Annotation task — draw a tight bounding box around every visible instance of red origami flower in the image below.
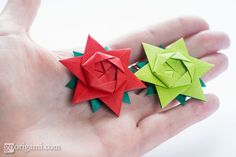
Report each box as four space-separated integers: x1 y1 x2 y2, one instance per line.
60 35 146 116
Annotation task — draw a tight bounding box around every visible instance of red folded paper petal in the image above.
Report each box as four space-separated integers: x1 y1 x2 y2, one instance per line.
108 57 124 72
60 57 87 85
102 61 112 71
82 67 99 85
94 62 104 73
96 66 116 83
115 69 127 90
125 69 146 91
92 81 116 93
72 81 109 104
100 84 126 116
103 49 131 67
83 35 105 63
84 52 113 65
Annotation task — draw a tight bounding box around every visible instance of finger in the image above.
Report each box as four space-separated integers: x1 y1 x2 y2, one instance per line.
185 31 230 58
109 16 209 64
0 0 41 32
138 94 219 154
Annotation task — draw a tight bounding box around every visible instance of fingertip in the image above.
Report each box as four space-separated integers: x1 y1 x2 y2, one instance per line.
204 94 220 113
207 94 220 108
200 31 230 52
204 31 230 50
222 32 231 48
0 0 41 32
176 16 209 31
216 31 231 49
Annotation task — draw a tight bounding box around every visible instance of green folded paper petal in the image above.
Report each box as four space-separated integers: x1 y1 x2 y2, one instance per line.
146 79 206 105
176 79 206 105
146 83 187 106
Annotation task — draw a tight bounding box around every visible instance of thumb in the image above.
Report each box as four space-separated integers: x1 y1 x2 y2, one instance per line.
0 0 41 32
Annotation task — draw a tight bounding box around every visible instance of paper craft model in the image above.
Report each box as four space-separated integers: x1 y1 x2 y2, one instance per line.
60 35 146 116
135 38 213 108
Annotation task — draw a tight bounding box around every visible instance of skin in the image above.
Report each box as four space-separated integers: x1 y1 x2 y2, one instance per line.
0 0 230 157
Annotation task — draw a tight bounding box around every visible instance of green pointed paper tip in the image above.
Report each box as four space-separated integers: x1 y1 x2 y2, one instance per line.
104 46 110 51
73 51 83 57
159 45 165 49
123 92 131 104
66 51 82 89
200 79 206 87
136 60 148 68
146 84 157 96
176 95 187 105
90 99 103 112
66 76 78 89
129 67 136 73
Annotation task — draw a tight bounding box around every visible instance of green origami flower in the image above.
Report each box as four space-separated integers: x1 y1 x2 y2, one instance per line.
135 38 213 108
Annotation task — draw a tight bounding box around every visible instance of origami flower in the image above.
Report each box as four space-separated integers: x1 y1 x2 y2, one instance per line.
135 38 213 108
60 35 146 116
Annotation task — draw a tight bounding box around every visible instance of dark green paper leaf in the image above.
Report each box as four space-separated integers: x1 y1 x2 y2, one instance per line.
104 46 110 51
90 99 103 112
176 95 187 105
73 51 84 57
136 60 148 68
200 79 206 87
129 67 136 73
123 92 131 104
146 84 157 96
66 76 78 89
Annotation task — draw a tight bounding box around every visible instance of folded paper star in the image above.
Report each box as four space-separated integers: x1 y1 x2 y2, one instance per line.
60 35 146 116
65 50 132 112
135 38 213 108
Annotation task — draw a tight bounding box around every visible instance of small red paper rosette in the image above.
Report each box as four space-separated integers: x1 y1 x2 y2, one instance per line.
60 35 146 116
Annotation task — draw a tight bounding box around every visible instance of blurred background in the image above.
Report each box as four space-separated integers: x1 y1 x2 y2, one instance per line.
0 0 235 156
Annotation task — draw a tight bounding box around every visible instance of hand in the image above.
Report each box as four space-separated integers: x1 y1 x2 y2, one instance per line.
0 0 230 157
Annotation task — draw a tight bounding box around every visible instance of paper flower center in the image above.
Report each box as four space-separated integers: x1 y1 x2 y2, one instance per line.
152 52 195 88
82 52 126 93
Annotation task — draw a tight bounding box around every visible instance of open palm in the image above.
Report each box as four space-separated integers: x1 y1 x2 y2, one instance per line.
0 1 230 157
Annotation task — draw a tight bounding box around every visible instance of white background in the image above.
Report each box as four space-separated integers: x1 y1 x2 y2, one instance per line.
0 0 235 156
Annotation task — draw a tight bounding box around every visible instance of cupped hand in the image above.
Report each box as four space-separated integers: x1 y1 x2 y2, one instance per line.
0 0 230 157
